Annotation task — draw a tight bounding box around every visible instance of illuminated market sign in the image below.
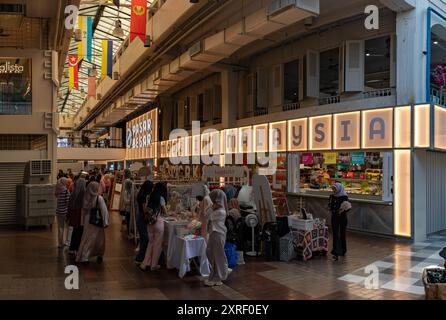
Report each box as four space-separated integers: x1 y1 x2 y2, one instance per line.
125 109 158 160
127 105 444 158
126 109 158 149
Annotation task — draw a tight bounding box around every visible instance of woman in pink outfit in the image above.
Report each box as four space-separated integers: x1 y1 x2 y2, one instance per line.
139 183 168 271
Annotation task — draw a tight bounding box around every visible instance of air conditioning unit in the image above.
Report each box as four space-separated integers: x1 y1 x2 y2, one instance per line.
24 160 52 184
17 184 56 230
189 41 203 57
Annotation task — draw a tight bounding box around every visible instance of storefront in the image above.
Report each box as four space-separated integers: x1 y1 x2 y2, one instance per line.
118 104 446 241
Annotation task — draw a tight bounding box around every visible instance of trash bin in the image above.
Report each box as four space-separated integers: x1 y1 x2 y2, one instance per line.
423 268 446 300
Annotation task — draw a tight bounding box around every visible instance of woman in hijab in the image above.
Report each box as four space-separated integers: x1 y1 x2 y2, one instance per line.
67 175 86 255
135 179 154 264
328 182 351 261
204 189 230 287
55 177 70 248
197 184 213 241
139 183 168 271
76 181 109 264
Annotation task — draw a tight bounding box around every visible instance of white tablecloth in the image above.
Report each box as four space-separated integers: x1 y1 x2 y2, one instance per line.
168 236 210 278
164 219 210 278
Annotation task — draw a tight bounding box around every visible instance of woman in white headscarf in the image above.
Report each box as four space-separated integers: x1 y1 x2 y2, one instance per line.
55 177 70 248
76 181 109 263
204 189 230 287
328 182 351 261
196 184 213 242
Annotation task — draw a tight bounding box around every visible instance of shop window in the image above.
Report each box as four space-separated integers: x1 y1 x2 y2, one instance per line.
197 93 204 122
430 25 446 106
184 97 191 128
283 59 299 104
296 151 386 201
0 58 32 115
364 36 391 91
319 48 339 98
213 85 222 122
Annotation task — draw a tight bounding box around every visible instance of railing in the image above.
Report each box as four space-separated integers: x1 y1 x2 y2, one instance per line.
57 137 123 149
319 95 341 106
238 88 396 120
282 102 300 111
431 88 446 107
363 88 393 99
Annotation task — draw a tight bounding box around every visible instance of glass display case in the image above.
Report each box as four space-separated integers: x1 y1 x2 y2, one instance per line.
294 152 389 201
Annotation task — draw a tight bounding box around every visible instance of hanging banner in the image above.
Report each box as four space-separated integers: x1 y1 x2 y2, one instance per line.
323 152 337 165
301 152 314 165
352 152 365 165
68 56 78 90
130 0 147 43
77 16 92 62
101 40 113 79
88 69 96 97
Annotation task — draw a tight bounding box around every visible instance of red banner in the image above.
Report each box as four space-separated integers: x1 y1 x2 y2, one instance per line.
130 0 147 43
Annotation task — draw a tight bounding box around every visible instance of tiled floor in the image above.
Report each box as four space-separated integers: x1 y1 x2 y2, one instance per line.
339 232 446 296
0 213 444 300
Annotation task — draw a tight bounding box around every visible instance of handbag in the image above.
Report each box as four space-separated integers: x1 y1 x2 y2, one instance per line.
89 196 104 228
143 205 160 225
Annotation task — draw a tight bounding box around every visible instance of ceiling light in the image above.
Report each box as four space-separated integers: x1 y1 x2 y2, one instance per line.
366 53 371 57
113 19 124 38
434 41 439 45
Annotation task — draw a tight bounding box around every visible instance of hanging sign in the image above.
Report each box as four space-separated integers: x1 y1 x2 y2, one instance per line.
352 152 365 165
323 152 337 165
301 152 314 165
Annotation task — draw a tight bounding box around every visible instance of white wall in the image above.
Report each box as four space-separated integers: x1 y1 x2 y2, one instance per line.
0 48 58 182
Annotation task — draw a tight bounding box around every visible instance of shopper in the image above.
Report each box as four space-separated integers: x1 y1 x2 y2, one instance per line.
204 189 230 287
228 198 241 220
135 179 154 264
139 183 168 272
67 175 86 255
122 178 133 237
76 181 109 264
55 177 70 248
119 169 132 225
197 184 213 241
328 182 351 261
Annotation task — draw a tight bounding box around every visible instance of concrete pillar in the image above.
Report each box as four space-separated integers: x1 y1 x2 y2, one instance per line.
412 150 428 242
395 2 427 105
221 69 238 129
